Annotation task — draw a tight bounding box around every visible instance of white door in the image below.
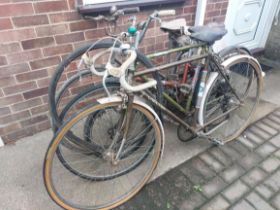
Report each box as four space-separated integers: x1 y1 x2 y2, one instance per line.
215 0 280 51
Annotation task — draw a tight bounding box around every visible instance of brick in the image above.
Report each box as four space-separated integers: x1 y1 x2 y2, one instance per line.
201 176 227 198
37 77 51 88
20 114 48 127
30 56 60 70
70 21 97 32
222 180 249 203
0 42 21 55
220 164 245 183
43 44 73 57
209 147 232 167
0 18 12 30
255 184 274 199
85 28 107 40
271 193 280 209
230 141 250 156
2 126 36 143
16 69 48 82
7 49 43 64
200 195 230 210
241 168 267 187
264 170 280 192
255 121 278 136
0 28 35 42
238 136 257 150
270 134 280 148
190 158 216 180
263 118 280 130
0 94 24 107
0 56 7 66
0 110 30 125
55 32 85 44
36 24 68 37
246 192 275 210
219 145 241 161
30 104 48 115
0 63 29 77
0 122 21 135
179 161 205 184
49 11 81 23
0 76 13 88
36 119 51 131
67 0 76 10
244 131 265 145
179 192 206 210
231 200 255 210
261 156 280 173
12 98 42 112
22 37 54 50
249 126 271 140
268 115 280 125
199 152 224 172
3 81 37 95
23 87 48 99
206 10 220 18
183 6 196 14
34 0 68 13
0 107 11 117
0 3 33 17
0 0 11 5
12 15 48 27
256 143 276 157
239 152 262 170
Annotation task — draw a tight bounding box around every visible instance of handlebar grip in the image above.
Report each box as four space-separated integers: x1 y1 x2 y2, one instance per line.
122 7 140 14
157 10 176 17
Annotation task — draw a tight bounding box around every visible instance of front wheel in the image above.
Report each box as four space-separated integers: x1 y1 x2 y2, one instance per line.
43 100 163 210
201 55 262 143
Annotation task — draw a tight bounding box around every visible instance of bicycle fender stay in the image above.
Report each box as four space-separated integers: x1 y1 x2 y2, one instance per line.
97 95 165 159
198 72 219 126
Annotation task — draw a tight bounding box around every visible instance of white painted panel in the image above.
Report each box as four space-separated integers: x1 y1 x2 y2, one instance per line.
83 0 126 5
215 0 279 51
0 137 4 147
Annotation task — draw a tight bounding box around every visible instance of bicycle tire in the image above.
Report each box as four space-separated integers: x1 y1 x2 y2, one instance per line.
43 100 163 210
201 55 262 143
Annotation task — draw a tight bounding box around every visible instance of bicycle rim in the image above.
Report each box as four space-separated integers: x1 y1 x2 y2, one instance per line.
202 58 262 143
44 101 162 210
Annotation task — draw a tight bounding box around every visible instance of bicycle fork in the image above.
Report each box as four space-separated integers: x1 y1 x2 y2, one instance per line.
104 92 134 165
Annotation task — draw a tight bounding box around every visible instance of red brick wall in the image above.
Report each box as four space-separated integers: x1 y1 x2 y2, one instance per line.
204 0 228 25
0 0 227 144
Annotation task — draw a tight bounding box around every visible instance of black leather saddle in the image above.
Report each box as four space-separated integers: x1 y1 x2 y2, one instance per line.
188 25 227 45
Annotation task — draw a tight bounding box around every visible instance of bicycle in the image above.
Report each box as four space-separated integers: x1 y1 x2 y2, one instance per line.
49 7 251 138
43 7 263 210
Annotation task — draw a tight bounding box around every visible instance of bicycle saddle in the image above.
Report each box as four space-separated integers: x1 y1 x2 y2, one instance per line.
160 18 187 32
188 24 227 45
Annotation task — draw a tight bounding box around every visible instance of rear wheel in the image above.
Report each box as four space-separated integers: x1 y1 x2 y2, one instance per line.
201 56 262 143
44 101 163 210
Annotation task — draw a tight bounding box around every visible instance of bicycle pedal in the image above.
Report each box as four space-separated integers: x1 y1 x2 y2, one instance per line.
209 138 224 146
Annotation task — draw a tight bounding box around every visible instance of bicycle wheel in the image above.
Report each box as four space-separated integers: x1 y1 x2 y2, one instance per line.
201 55 262 143
49 40 163 129
44 100 163 210
54 79 121 155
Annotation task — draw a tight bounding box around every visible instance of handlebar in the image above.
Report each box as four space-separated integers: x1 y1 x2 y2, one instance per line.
84 7 140 22
122 7 140 14
90 47 157 92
